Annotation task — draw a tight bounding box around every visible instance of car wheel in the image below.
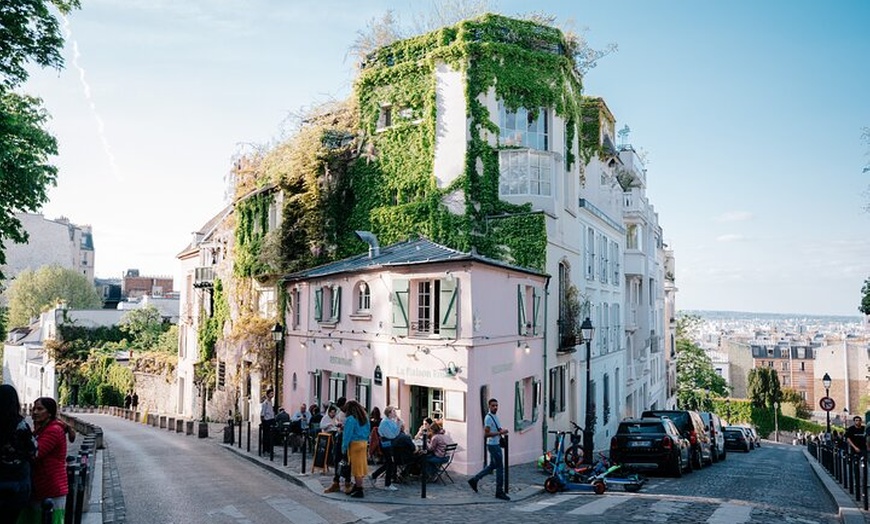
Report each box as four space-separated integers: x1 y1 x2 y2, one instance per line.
670 454 683 478
685 451 694 473
711 445 719 463
692 447 703 469
745 443 750 452
720 449 726 461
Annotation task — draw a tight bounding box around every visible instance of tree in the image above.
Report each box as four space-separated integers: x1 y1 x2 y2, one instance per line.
0 0 80 280
119 306 166 350
859 276 870 316
747 367 782 408
675 339 729 410
6 265 101 327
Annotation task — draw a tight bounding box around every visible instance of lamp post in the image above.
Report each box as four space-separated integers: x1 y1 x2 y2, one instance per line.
271 323 284 409
725 399 731 425
774 401 779 443
823 372 832 436
39 366 45 397
580 317 595 464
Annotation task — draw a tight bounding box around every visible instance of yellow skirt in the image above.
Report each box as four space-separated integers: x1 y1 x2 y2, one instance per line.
349 440 368 477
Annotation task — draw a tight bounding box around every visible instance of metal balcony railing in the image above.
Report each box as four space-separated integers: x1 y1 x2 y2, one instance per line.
194 267 215 288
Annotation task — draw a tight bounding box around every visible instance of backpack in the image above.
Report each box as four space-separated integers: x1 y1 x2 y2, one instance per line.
0 418 37 507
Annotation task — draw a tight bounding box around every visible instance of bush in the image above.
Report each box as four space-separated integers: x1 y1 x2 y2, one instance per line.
96 383 124 407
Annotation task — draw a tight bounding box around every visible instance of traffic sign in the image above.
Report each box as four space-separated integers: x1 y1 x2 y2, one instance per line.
819 396 836 412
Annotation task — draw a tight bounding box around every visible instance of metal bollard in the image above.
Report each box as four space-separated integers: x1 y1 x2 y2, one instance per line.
41 499 54 524
421 431 428 499
301 433 307 474
503 434 510 494
855 454 862 502
258 425 263 456
65 458 80 524
247 421 251 453
848 453 854 494
238 418 242 449
282 430 288 466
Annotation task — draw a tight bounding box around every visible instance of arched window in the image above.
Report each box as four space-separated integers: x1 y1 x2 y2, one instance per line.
356 281 371 313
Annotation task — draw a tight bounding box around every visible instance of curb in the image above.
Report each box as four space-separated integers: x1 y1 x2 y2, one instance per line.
803 448 868 524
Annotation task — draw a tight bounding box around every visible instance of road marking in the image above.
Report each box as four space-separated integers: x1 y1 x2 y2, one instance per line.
266 497 329 523
514 494 582 512
207 505 253 523
566 495 630 515
707 503 752 524
650 499 690 514
332 500 392 522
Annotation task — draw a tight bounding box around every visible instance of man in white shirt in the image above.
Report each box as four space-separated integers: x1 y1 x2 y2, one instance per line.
260 389 275 453
467 398 510 501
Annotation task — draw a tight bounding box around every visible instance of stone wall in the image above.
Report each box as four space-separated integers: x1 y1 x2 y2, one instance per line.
133 371 179 416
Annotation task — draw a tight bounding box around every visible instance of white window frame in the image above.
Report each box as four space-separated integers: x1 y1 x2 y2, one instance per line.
499 149 553 197
498 101 549 150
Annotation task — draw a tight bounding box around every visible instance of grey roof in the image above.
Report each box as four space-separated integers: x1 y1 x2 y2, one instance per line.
281 237 548 282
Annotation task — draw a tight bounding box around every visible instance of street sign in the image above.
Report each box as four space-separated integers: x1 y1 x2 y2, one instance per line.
819 396 836 412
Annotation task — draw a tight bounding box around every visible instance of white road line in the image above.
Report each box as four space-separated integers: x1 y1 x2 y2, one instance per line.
266 497 329 523
707 503 752 524
514 494 583 512
332 500 392 522
650 499 689 514
206 505 254 523
566 495 630 515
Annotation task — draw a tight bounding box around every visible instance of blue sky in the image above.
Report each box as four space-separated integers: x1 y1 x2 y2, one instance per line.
25 0 870 316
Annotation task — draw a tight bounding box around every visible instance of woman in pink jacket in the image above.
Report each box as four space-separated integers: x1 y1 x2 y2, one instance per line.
20 397 70 523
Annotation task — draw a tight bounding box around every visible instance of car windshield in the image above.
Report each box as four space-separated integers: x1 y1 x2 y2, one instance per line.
645 411 689 430
724 430 742 437
619 423 664 434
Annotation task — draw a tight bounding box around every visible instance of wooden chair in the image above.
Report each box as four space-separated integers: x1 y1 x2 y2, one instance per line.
431 443 458 484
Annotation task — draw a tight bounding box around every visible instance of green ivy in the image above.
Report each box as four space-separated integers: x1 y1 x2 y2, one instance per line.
234 191 274 277
198 278 228 361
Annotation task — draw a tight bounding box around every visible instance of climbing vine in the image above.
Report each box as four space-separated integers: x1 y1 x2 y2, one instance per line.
198 278 228 361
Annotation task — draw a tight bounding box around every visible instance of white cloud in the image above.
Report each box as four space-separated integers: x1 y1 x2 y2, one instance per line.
716 234 746 242
715 211 753 223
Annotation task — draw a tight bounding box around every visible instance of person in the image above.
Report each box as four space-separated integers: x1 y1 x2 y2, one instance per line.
846 416 867 455
371 406 400 490
324 397 350 494
320 405 340 434
424 421 450 480
414 417 433 441
341 400 370 498
291 403 310 425
124 391 132 410
468 398 510 501
260 389 275 453
275 407 291 425
368 407 382 464
131 392 139 411
20 397 70 523
0 385 37 524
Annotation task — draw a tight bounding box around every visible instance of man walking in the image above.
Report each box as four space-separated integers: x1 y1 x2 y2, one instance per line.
260 388 275 453
846 416 866 455
468 398 510 501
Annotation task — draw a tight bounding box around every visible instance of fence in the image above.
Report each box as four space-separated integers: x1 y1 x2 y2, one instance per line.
807 439 869 511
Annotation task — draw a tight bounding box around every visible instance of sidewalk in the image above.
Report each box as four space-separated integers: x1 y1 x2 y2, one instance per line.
799 443 870 524
210 420 545 505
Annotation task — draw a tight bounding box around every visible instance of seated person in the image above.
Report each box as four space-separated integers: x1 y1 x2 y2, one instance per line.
392 432 423 478
320 405 340 433
273 408 291 445
414 417 433 441
424 422 450 479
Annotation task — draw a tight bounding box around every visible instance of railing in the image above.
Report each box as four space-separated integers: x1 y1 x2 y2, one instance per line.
808 439 869 511
194 266 215 287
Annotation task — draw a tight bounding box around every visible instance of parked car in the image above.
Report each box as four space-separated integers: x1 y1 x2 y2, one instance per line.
733 424 760 448
642 409 713 469
610 417 692 477
699 411 727 462
723 426 752 452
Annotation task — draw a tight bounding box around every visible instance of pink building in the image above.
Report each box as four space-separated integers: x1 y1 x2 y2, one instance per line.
280 234 548 474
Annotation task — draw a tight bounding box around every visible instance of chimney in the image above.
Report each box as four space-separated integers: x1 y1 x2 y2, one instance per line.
355 231 380 258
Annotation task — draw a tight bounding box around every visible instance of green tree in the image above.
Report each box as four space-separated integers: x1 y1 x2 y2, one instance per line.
859 276 870 316
0 1 80 279
675 339 729 410
747 367 782 408
6 265 101 327
120 305 166 350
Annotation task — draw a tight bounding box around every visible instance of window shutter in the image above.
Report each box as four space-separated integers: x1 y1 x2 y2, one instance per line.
314 288 323 322
392 279 409 334
517 285 526 335
514 380 523 430
439 278 458 339
532 287 542 336
331 286 342 321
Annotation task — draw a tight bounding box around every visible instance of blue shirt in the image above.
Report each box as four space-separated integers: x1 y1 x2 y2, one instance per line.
342 415 371 453
378 417 400 440
484 412 502 446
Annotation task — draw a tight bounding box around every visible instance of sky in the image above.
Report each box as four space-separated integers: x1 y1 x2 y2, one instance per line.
23 0 870 317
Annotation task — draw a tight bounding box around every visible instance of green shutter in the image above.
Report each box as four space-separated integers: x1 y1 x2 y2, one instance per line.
514 380 523 431
439 278 458 339
532 287 543 336
517 285 526 335
331 286 342 321
314 288 323 322
392 279 409 334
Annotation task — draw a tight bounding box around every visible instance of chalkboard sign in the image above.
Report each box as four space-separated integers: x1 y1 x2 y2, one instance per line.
313 432 334 473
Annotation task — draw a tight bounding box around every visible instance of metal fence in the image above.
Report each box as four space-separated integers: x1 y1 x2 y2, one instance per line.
807 440 869 511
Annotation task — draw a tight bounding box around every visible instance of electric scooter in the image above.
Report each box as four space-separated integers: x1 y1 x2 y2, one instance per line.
543 430 607 494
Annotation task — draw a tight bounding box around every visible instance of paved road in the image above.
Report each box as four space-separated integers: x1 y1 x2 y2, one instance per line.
80 413 849 523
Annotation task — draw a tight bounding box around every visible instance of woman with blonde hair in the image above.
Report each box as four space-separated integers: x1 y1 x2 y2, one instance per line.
341 400 370 498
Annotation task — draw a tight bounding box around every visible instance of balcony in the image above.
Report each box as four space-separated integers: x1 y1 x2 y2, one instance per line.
557 319 578 353
623 250 647 277
193 266 215 288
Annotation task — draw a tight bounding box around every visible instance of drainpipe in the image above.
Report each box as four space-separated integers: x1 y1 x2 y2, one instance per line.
542 276 551 455
355 231 380 258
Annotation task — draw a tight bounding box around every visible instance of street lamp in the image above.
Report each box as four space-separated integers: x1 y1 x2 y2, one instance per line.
774 401 779 443
725 399 731 425
823 372 832 436
271 323 284 409
39 367 45 397
580 317 595 464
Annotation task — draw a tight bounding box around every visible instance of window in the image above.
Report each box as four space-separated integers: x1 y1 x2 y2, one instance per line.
611 303 621 352
377 105 392 130
498 102 548 150
780 348 789 358
548 365 567 417
767 347 774 357
611 241 620 285
800 361 806 371
328 372 346 403
782 361 789 371
311 371 322 409
392 277 458 339
314 285 341 323
430 388 444 419
217 361 226 390
601 303 609 354
626 223 640 250
767 361 774 368
599 235 608 283
517 284 542 336
355 377 371 411
499 150 553 196
797 347 806 359
355 281 371 313
290 288 301 329
585 228 595 280
514 375 541 431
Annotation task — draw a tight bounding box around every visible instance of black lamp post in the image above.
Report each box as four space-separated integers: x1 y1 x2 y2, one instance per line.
581 317 595 464
39 366 45 397
272 323 284 409
823 372 832 435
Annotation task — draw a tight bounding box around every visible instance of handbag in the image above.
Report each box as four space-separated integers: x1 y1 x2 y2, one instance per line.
487 413 507 448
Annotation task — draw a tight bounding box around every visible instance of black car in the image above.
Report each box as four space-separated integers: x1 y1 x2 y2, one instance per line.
642 409 713 470
610 417 692 477
723 426 751 452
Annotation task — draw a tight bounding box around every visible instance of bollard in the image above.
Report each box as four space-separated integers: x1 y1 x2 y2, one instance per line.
258 425 263 457
301 433 307 474
421 431 428 499
247 421 251 453
65 458 80 524
855 454 862 502
283 430 289 467
849 453 855 494
41 498 53 524
503 434 510 494
864 451 869 511
78 445 92 512
224 419 235 445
